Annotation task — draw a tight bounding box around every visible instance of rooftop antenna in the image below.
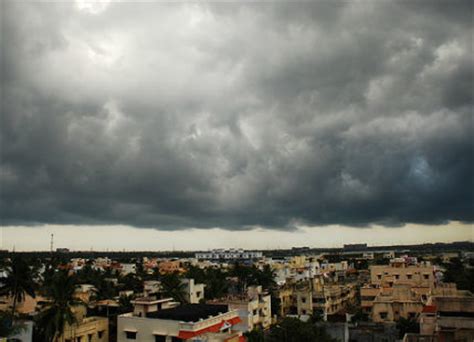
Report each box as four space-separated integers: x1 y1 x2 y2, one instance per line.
50 234 54 253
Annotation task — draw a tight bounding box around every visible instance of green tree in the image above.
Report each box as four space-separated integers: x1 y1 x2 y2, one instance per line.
161 272 187 303
118 294 134 314
231 262 252 294
253 265 276 291
244 327 265 342
396 317 419 339
0 257 37 326
267 317 336 342
442 258 474 292
35 271 84 342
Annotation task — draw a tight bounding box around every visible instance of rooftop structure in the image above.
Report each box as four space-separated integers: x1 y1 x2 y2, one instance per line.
118 304 243 341
147 304 229 322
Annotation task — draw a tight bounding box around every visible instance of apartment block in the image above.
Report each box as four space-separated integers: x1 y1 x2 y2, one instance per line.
208 286 271 333
117 304 243 342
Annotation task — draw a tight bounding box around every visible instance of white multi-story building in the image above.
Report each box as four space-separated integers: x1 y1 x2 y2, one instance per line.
195 249 263 260
182 279 205 304
121 263 137 275
117 303 243 342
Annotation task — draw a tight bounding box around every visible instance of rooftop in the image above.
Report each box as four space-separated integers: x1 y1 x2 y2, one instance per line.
146 304 229 322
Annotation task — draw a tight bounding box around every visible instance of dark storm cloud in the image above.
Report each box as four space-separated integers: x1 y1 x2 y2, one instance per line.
1 0 473 230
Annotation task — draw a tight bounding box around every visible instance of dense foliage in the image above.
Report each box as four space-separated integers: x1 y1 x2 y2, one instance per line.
442 258 474 293
266 317 336 342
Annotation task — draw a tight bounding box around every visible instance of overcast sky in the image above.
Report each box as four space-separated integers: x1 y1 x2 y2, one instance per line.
1 0 472 251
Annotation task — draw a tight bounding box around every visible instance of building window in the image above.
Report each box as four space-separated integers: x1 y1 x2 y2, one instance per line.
155 336 166 342
88 334 93 342
98 331 104 339
407 274 413 280
377 275 382 280
423 274 430 280
302 309 307 315
301 297 306 303
125 331 137 340
380 312 388 320
394 275 399 279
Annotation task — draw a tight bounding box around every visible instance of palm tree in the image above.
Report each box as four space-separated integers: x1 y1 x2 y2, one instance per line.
160 273 187 303
204 268 229 299
36 270 84 342
0 257 37 326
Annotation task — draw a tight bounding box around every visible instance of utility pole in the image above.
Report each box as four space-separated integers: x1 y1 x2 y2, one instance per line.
50 233 54 253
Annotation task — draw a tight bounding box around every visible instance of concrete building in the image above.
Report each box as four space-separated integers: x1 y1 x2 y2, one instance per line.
143 280 163 297
0 293 46 315
195 249 262 260
182 279 205 304
361 261 435 318
121 263 137 275
274 286 295 317
296 278 357 318
58 306 109 342
130 297 178 317
371 284 426 322
117 304 243 342
158 260 183 274
369 263 435 288
208 286 271 333
417 293 474 342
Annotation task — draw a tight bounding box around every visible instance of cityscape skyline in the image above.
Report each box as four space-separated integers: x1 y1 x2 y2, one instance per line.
1 221 472 252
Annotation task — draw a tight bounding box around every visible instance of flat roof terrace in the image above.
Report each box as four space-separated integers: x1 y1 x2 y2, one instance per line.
146 304 229 322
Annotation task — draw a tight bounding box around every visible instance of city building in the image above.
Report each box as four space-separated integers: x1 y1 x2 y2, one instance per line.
416 290 474 341
361 260 436 317
182 278 205 304
58 306 109 342
158 260 183 274
208 286 272 333
117 304 243 342
195 249 263 260
370 284 426 322
295 277 357 318
130 297 178 317
121 263 137 276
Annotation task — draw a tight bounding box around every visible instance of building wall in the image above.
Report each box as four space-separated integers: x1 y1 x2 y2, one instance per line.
296 288 313 316
0 294 46 315
117 315 180 342
121 263 137 275
360 287 381 310
212 289 271 332
182 279 205 304
61 317 109 342
159 261 182 274
370 265 435 288
276 287 294 317
117 311 241 342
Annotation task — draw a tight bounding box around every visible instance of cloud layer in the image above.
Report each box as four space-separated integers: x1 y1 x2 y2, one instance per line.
1 1 473 230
